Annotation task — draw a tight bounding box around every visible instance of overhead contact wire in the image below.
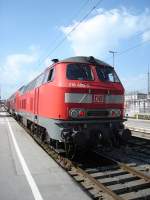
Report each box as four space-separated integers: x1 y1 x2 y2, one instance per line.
37 0 103 67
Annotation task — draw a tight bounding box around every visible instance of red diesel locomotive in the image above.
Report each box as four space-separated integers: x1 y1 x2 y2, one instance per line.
7 56 130 157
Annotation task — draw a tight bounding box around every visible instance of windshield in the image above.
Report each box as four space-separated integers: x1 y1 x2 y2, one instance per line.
67 63 93 81
96 66 120 83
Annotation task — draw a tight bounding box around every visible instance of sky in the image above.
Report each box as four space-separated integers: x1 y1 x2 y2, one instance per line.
1 0 150 98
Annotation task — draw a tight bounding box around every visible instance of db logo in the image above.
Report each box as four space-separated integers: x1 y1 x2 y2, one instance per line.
93 95 104 103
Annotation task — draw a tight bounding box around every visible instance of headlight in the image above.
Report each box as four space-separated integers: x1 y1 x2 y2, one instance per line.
110 109 121 117
69 109 86 118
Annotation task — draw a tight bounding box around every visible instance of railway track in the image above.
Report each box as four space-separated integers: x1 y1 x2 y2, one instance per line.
19 124 150 199
6 113 150 200
92 150 150 199
94 136 150 164
126 137 150 164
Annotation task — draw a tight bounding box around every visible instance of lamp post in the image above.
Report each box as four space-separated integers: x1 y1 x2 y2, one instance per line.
109 50 117 67
148 65 150 95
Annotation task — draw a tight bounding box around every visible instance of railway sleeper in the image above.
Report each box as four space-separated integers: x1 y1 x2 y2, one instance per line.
92 170 128 179
108 179 150 195
101 175 140 186
120 188 150 200
85 164 120 174
80 181 93 190
88 188 110 200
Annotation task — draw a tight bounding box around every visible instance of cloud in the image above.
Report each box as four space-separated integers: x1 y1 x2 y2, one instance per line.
61 8 150 57
142 30 150 42
0 46 56 98
1 53 37 84
0 47 41 98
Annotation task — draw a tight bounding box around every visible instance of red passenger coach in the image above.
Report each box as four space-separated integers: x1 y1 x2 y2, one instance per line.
7 56 130 157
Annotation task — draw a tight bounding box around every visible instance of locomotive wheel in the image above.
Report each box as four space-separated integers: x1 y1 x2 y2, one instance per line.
64 142 87 160
64 142 77 160
30 123 36 134
40 132 46 142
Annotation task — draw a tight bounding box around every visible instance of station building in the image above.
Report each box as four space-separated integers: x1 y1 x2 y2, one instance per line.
125 92 150 117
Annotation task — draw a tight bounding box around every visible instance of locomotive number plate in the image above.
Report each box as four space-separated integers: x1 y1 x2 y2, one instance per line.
93 95 104 103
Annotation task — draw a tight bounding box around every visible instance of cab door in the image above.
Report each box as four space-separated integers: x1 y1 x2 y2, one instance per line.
34 88 39 115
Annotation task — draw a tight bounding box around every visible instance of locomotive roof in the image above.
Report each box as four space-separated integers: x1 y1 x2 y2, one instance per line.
59 56 112 67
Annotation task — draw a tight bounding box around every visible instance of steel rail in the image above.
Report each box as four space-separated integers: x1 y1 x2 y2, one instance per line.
119 163 150 182
75 167 124 200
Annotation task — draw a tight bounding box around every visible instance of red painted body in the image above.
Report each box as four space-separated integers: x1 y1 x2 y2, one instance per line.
7 62 124 120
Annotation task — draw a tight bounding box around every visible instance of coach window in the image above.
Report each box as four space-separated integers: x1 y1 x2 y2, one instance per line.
47 68 54 82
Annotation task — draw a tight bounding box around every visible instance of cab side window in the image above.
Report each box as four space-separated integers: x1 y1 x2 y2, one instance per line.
47 68 55 82
42 67 55 84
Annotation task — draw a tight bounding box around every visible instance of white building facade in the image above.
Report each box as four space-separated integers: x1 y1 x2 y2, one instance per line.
125 92 150 117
